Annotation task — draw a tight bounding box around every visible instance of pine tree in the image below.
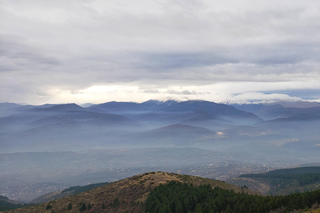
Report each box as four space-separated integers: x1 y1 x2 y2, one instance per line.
67 203 72 210
195 203 203 213
79 203 86 211
175 200 184 213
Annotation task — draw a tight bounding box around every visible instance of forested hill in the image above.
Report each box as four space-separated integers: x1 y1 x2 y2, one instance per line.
146 181 320 213
240 166 320 186
0 196 27 212
3 172 248 213
228 166 320 195
3 172 320 213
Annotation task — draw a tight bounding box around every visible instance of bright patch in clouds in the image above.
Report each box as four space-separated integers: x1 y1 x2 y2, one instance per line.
44 81 318 104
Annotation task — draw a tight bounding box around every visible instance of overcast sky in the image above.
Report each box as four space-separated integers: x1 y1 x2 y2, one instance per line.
1 0 320 105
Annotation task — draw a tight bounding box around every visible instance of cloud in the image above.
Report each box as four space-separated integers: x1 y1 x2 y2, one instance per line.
166 89 209 95
1 0 320 104
231 92 302 103
142 89 161 94
166 90 197 95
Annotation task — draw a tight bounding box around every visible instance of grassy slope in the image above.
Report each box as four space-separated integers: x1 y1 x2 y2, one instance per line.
3 172 248 213
31 182 109 204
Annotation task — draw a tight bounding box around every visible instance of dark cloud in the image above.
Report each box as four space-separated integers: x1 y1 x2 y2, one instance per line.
131 51 237 70
125 39 320 72
0 34 61 73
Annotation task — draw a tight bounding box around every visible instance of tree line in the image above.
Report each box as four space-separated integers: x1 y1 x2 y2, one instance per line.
145 181 320 213
240 167 320 186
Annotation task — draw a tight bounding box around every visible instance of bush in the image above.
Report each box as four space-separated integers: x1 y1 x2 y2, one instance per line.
79 203 86 211
113 198 120 207
67 203 72 210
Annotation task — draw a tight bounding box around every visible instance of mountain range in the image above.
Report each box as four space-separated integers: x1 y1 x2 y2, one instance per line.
0 100 265 152
1 99 320 206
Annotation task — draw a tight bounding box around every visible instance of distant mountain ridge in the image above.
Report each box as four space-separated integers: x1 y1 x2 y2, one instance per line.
28 103 84 113
1 100 320 212
1 100 320 154
232 101 320 120
90 100 263 126
89 100 177 113
0 100 266 152
123 123 215 147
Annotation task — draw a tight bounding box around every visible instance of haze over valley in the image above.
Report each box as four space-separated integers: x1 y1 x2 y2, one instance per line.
1 0 320 211
1 100 320 202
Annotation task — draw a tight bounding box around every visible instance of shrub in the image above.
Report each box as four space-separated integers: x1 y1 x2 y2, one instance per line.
67 203 72 210
79 203 86 211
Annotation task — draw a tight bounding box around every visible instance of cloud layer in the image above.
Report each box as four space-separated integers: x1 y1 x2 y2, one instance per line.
1 0 320 104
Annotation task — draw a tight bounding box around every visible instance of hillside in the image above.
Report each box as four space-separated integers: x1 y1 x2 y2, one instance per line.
228 166 320 195
3 172 248 213
5 171 320 213
146 181 320 213
30 182 110 204
0 196 26 211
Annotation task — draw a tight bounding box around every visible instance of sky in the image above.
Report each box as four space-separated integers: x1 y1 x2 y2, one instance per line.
1 0 320 105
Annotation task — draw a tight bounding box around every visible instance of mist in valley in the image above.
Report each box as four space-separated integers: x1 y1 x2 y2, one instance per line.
2 0 320 209
1 100 320 202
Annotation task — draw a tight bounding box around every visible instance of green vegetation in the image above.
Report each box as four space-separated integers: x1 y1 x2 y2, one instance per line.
229 166 320 195
79 203 86 211
0 200 24 211
146 181 320 213
46 204 52 210
0 172 277 213
113 197 120 207
0 195 8 200
67 203 72 210
0 195 29 211
241 167 320 186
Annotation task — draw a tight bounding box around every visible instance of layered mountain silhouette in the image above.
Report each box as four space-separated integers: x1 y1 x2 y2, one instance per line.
1 100 320 211
232 101 320 120
122 123 215 147
0 100 266 152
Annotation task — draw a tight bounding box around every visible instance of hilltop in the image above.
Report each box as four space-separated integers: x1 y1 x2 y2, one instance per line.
3 172 249 213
